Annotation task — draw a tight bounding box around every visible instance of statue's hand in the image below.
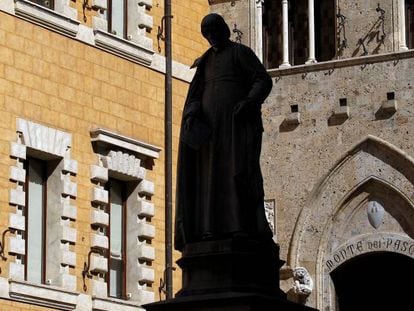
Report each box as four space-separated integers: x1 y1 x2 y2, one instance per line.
234 99 250 118
184 117 193 130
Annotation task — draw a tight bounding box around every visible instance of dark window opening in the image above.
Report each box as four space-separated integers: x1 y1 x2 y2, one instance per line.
290 104 299 113
406 0 414 49
387 92 395 100
315 0 336 61
331 252 414 310
263 0 283 69
263 0 336 68
30 0 54 10
339 98 347 107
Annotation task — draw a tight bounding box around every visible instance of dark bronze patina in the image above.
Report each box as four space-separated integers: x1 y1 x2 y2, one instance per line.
175 13 273 251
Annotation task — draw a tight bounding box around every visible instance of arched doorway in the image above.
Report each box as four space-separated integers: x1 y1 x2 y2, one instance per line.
331 252 414 310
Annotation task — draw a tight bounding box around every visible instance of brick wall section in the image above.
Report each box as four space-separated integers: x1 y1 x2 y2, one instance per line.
0 8 204 304
0 299 52 311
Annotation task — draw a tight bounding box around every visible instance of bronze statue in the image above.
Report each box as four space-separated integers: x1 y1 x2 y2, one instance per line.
175 13 273 251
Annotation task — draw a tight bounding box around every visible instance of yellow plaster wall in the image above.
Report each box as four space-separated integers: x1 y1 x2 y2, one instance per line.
0 2 207 305
70 0 210 67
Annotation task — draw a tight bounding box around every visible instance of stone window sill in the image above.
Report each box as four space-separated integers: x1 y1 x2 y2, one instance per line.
92 296 145 311
94 30 154 66
8 279 79 310
14 0 79 37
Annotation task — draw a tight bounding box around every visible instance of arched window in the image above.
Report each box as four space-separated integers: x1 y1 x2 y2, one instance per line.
263 0 336 68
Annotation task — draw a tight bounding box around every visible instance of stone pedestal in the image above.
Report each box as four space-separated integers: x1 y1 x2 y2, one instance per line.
144 239 317 311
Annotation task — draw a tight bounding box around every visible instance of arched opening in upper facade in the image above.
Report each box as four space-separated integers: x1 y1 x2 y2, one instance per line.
331 251 414 310
263 0 336 68
406 0 414 49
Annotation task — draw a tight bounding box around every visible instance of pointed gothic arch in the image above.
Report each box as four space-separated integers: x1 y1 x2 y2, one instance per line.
287 135 414 309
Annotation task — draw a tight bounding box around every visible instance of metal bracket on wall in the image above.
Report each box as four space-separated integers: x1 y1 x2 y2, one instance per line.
233 23 243 43
82 0 101 23
376 3 386 43
336 9 348 56
157 15 174 53
81 248 106 292
358 38 369 56
158 266 176 301
0 228 11 262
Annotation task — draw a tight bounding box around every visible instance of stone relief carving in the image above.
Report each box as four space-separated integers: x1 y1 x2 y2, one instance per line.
367 200 385 229
264 200 275 234
292 267 314 297
282 266 314 305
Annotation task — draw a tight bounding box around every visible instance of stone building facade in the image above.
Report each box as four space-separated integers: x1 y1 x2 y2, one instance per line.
2 0 414 310
210 0 414 310
0 0 208 310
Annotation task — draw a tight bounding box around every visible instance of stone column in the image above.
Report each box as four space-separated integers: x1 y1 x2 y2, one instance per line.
280 0 291 68
399 0 409 51
255 0 264 62
306 0 317 63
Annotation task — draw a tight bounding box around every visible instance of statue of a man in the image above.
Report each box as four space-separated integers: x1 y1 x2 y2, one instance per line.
175 13 273 251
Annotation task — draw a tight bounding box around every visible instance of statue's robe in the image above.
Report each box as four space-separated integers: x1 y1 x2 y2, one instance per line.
175 41 273 251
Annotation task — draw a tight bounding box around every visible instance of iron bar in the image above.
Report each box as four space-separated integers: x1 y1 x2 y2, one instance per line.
164 0 174 300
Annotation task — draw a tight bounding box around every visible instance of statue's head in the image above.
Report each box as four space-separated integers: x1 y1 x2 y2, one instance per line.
201 13 230 49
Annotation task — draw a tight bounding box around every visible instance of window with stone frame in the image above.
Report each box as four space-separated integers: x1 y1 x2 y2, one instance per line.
9 119 78 294
406 0 414 49
89 128 160 308
93 0 154 49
